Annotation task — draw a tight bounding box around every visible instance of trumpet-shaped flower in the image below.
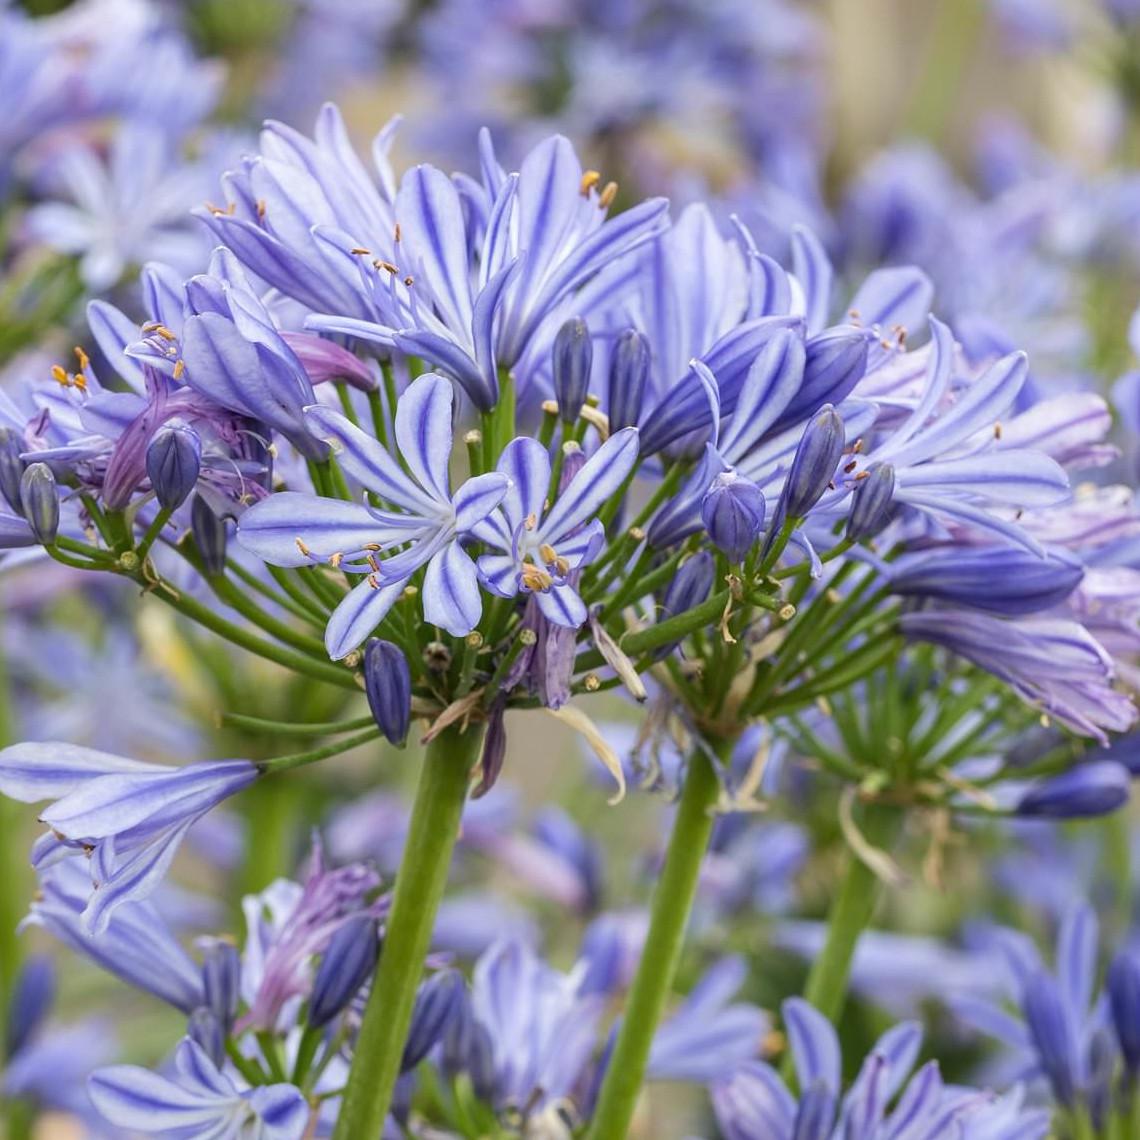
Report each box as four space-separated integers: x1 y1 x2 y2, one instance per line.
239 372 509 655
0 741 257 933
474 430 639 627
88 1037 309 1140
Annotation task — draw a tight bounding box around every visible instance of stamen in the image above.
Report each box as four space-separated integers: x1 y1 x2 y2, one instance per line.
598 181 618 209
350 247 371 256
295 538 312 557
580 170 601 195
173 359 186 380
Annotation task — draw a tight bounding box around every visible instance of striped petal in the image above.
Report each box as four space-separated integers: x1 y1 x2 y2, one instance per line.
238 493 389 567
0 743 162 803
394 373 455 504
783 998 840 1096
542 428 639 543
325 576 409 660
422 542 482 636
497 437 552 529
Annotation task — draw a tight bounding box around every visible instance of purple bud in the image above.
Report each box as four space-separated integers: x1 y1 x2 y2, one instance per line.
701 472 766 563
784 404 844 518
402 969 465 1072
201 939 241 1033
364 638 412 747
774 328 867 432
847 462 895 541
5 955 54 1058
472 699 507 799
1016 761 1131 819
608 329 649 432
442 992 496 1102
661 551 715 618
0 428 25 513
553 318 593 424
559 443 586 491
1109 951 1140 1074
1024 972 1080 1106
188 1006 225 1067
309 915 380 1029
533 807 604 914
20 463 58 545
146 425 201 511
190 494 228 577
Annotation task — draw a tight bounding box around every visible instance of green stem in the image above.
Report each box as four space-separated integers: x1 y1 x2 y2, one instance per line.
798 806 901 1024
331 724 482 1140
587 746 722 1140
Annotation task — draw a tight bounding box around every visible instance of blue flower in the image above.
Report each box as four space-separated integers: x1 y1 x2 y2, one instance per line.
712 997 1049 1140
474 429 639 627
238 372 510 655
0 741 257 933
88 1037 310 1140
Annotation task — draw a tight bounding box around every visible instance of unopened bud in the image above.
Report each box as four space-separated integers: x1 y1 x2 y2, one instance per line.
190 495 227 577
146 425 201 511
402 969 465 1072
1109 951 1140 1075
661 551 715 618
608 329 649 432
309 915 380 1029
1016 761 1131 820
364 638 412 746
188 1006 225 1067
847 462 895 541
472 699 507 799
201 939 241 1033
553 318 593 424
0 429 25 513
784 404 844 519
701 473 765 563
20 463 58 545
5 956 53 1059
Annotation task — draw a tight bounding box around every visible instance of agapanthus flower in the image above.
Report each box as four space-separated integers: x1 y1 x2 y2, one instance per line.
712 997 1049 1140
474 430 639 626
0 741 258 932
88 1037 309 1140
238 372 509 655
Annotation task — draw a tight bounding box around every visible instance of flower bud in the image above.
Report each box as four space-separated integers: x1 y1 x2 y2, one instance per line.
20 463 58 545
661 551 715 618
1109 951 1140 1075
846 462 895 541
364 638 412 746
784 404 844 519
146 425 201 511
0 428 25 513
187 1006 225 1067
442 993 496 1102
473 698 507 799
701 472 766 563
608 329 649 432
655 550 715 659
201 939 241 1033
553 318 592 424
1023 972 1079 1107
402 969 465 1072
190 494 227 577
309 915 380 1029
1016 761 1130 819
5 955 54 1059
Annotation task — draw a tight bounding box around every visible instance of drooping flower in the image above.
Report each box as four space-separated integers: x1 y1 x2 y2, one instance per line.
474 430 639 627
238 372 509 655
0 741 257 933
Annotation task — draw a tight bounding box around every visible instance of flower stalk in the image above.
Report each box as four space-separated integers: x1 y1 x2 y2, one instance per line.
331 722 482 1139
587 743 724 1140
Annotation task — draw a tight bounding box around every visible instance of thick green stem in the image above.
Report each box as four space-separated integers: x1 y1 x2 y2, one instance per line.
800 805 901 1023
331 724 482 1139
587 747 722 1140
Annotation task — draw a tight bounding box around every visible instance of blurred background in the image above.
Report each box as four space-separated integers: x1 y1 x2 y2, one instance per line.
2 0 1140 1136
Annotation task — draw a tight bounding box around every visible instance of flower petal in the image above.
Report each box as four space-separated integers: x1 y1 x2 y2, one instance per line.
422 543 482 636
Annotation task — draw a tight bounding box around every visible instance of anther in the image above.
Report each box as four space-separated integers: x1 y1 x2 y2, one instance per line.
580 170 601 195
598 181 618 209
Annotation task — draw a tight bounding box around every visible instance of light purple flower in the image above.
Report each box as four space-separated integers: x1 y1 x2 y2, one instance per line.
0 741 257 933
88 1037 309 1140
238 372 509 655
474 429 639 627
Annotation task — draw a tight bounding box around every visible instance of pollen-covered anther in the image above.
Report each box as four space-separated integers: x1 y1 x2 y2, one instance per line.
367 573 382 589
599 181 618 209
580 170 601 195
994 422 1003 439
74 346 90 371
173 359 185 380
350 247 371 256
524 513 538 531
403 275 414 287
520 562 554 592
853 469 871 481
295 538 312 557
205 201 236 217
50 364 69 387
373 259 399 274
539 543 570 576
394 222 402 243
328 552 344 568
584 673 601 691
